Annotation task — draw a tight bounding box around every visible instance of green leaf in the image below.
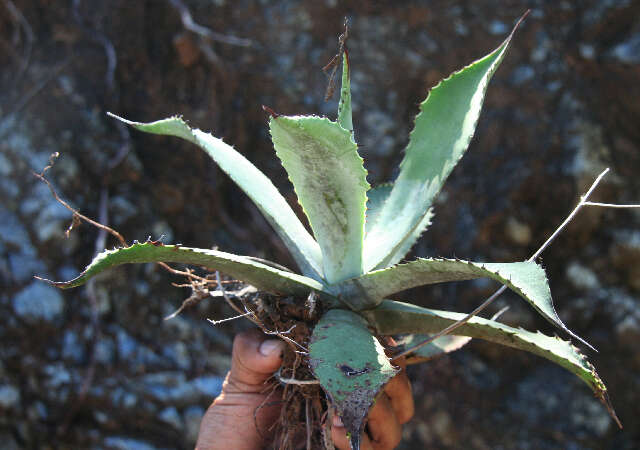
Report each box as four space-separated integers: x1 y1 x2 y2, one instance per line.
338 258 583 346
363 20 522 271
362 300 619 425
107 113 324 281
269 115 369 284
396 333 471 364
309 309 398 450
40 242 332 299
337 51 353 132
397 308 505 364
365 184 434 268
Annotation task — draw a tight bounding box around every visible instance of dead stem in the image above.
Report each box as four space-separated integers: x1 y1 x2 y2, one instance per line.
32 153 127 247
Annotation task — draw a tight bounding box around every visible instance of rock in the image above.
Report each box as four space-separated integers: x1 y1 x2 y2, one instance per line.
102 436 158 450
566 261 600 290
162 341 191 371
505 216 532 246
94 337 116 364
62 330 85 363
183 405 205 444
0 384 20 409
137 371 199 404
610 33 640 64
12 281 64 322
191 375 223 398
159 406 183 429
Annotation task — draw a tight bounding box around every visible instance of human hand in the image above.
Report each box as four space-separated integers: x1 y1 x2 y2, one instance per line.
196 328 286 450
196 328 414 450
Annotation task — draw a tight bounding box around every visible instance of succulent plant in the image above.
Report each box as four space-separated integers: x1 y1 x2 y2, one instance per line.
42 14 618 450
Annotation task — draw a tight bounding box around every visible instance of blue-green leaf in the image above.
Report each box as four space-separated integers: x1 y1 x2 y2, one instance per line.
309 309 397 450
337 258 583 346
362 300 619 426
269 115 369 283
40 242 331 299
107 113 324 281
363 20 522 271
365 184 434 269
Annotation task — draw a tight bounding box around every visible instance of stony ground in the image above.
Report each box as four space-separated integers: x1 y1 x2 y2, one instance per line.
1 1 639 449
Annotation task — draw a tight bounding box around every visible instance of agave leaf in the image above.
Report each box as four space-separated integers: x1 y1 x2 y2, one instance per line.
269 115 369 284
364 184 392 234
40 242 332 299
363 18 524 271
309 309 398 450
362 300 619 425
107 113 324 281
337 51 353 133
396 333 471 364
338 258 583 343
397 308 505 364
365 184 434 268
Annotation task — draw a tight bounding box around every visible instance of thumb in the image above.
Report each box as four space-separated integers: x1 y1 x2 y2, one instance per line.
227 328 285 390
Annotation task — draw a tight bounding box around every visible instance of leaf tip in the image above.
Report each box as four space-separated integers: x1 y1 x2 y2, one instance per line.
262 105 281 119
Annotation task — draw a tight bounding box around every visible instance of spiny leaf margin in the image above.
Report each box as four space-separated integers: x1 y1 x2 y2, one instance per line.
40 241 331 299
363 17 524 271
337 257 579 345
361 299 617 423
107 113 324 281
269 114 369 284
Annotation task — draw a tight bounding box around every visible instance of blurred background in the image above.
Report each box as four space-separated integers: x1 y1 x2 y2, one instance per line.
1 1 639 448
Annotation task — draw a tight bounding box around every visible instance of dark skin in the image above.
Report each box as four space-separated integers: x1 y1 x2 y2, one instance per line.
196 329 414 450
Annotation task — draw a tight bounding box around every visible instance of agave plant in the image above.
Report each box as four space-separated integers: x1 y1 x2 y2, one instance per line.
43 16 618 450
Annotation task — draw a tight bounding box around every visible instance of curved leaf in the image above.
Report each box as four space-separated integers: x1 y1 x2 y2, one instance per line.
337 258 580 344
107 113 324 281
362 300 619 425
269 115 369 283
363 18 524 271
398 308 505 364
309 309 397 450
40 242 331 299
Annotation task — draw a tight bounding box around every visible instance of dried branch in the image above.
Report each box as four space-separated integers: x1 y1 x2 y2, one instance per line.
32 153 127 247
168 0 253 47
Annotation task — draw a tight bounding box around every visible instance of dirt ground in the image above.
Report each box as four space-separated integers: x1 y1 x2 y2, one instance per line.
1 1 640 449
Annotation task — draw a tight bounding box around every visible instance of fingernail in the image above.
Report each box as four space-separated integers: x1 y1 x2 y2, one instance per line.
259 339 284 357
332 415 344 427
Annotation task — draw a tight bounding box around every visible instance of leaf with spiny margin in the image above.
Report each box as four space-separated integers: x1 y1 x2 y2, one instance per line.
309 309 398 450
397 308 505 364
362 300 621 427
337 52 353 132
363 16 525 272
341 258 568 331
365 184 434 269
269 115 369 284
40 242 332 299
338 258 588 348
107 113 324 281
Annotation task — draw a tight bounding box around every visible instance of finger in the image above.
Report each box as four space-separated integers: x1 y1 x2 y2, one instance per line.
384 357 414 424
330 415 373 450
367 393 402 449
227 328 285 391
